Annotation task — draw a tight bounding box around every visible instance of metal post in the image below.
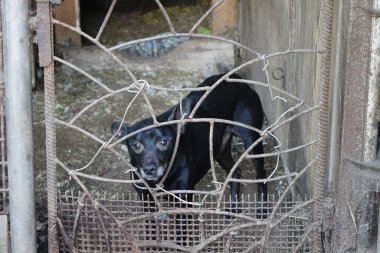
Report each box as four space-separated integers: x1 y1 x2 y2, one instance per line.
374 1 380 250
378 200 380 252
2 0 36 252
0 216 8 253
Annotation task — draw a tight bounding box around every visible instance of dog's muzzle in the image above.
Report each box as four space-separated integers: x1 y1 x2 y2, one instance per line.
140 165 165 181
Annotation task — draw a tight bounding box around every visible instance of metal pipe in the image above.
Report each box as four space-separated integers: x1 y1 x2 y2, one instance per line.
2 0 36 252
371 2 380 252
378 199 380 253
364 0 380 162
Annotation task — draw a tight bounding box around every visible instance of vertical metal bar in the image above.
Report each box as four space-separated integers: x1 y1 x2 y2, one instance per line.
313 0 334 252
2 0 36 252
45 63 58 252
44 12 58 253
375 2 380 251
378 200 380 252
0 0 6 217
0 0 2 71
36 0 58 251
0 3 6 251
364 0 380 162
0 84 6 253
0 215 8 253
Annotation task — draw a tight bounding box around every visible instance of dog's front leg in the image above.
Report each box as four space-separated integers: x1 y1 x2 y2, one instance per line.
216 136 242 213
252 154 269 219
139 191 160 243
172 193 193 246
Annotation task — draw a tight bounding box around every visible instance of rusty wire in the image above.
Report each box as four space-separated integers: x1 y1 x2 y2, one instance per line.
58 191 313 252
313 0 334 252
42 0 323 252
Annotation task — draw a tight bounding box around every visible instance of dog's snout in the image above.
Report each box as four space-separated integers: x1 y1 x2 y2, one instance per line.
143 164 156 175
142 154 159 176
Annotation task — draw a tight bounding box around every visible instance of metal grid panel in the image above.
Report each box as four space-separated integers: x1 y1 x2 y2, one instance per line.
58 192 312 252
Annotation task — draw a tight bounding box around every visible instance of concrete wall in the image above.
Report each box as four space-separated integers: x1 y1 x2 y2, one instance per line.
238 1 322 195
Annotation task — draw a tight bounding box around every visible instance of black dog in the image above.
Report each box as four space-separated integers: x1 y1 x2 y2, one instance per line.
112 73 267 213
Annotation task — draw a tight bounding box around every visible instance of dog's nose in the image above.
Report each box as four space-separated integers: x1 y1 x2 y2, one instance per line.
143 165 156 175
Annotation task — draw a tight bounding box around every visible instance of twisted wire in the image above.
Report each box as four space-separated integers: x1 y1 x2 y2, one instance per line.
313 0 334 252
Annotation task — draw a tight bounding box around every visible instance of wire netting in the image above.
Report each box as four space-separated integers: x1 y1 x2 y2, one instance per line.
58 191 312 252
37 0 322 252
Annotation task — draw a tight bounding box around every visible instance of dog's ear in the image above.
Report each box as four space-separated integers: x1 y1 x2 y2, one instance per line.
111 121 129 138
168 98 192 134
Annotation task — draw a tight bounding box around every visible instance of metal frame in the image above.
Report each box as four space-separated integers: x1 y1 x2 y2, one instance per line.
3 0 36 252
35 0 328 252
0 1 8 252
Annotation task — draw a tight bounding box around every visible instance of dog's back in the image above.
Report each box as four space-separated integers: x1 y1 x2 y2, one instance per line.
187 73 263 125
168 74 264 187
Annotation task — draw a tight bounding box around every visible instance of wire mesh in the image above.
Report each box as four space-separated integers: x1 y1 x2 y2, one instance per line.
38 0 323 252
58 191 312 253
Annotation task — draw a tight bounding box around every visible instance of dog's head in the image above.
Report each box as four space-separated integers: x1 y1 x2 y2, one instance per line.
111 99 192 182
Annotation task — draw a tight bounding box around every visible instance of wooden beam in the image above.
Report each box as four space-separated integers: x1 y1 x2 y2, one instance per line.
53 0 81 46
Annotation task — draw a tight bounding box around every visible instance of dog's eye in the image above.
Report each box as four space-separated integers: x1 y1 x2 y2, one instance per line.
160 138 168 147
131 141 142 152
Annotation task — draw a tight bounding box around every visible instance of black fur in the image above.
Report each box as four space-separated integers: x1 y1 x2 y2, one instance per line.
112 73 267 211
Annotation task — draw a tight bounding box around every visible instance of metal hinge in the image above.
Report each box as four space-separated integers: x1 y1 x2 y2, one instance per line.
35 0 53 67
